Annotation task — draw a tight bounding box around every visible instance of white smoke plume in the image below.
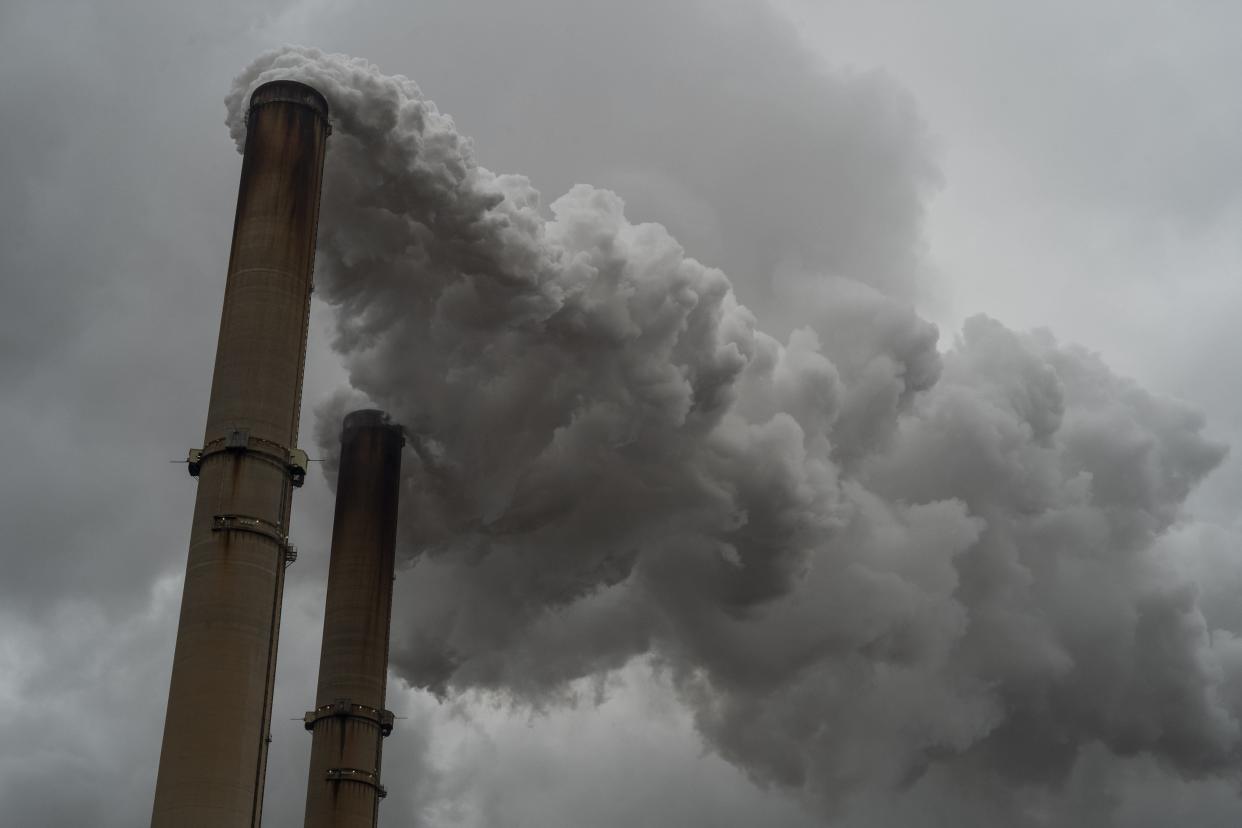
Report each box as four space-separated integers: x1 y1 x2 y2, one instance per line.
229 47 1242 816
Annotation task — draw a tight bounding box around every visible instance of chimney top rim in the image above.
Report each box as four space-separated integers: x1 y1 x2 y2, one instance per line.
342 409 405 441
250 79 329 119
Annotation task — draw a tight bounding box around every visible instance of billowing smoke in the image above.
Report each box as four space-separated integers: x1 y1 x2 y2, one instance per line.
229 47 1242 815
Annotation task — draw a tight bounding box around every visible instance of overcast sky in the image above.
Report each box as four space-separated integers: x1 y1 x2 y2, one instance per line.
4 1 1242 826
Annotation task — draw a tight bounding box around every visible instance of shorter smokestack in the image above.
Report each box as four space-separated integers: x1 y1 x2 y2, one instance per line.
304 410 404 828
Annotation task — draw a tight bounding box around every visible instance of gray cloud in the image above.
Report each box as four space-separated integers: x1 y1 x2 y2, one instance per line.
268 0 938 312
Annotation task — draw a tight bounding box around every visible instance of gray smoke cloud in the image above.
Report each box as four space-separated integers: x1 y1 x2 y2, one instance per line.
229 47 1240 817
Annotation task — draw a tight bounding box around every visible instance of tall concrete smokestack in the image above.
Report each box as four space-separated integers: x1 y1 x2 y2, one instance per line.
152 80 330 828
303 410 404 828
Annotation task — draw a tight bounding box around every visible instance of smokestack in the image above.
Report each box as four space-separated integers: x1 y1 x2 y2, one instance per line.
152 80 330 828
303 410 404 828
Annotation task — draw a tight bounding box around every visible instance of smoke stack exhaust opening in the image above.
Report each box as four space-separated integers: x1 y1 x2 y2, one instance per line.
152 79 329 828
304 409 404 828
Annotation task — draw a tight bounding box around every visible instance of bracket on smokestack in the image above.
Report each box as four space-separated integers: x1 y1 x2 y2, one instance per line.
186 433 309 487
303 699 395 737
324 768 386 798
211 514 298 567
